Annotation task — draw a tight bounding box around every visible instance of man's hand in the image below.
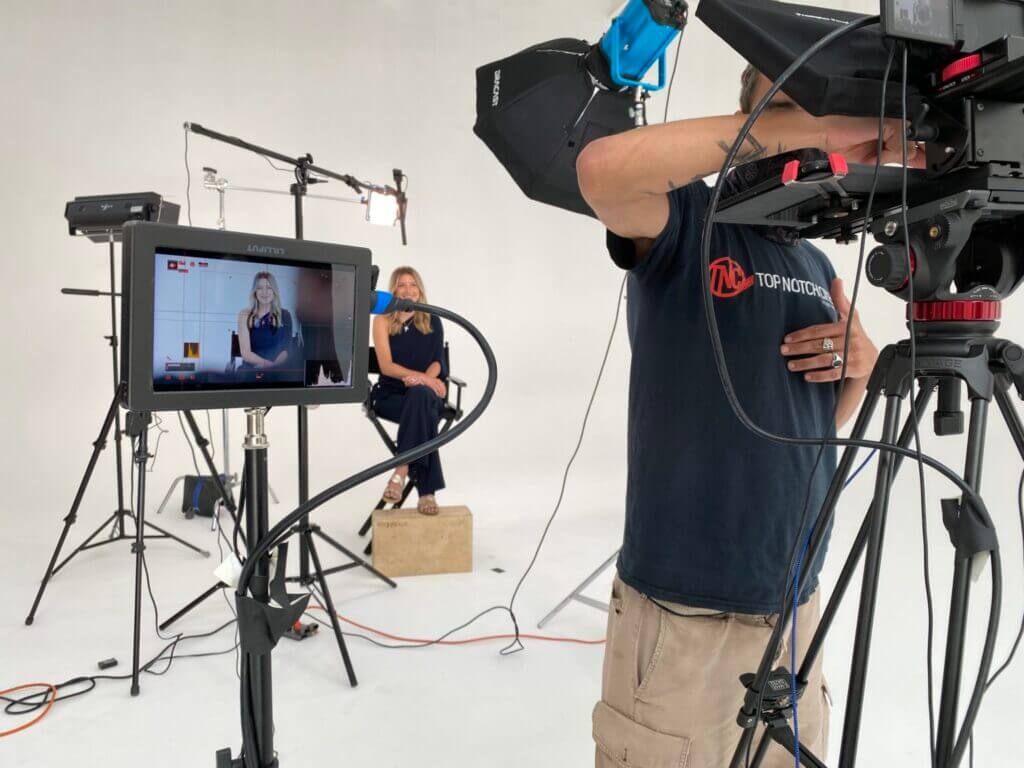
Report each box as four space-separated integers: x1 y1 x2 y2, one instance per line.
780 278 878 383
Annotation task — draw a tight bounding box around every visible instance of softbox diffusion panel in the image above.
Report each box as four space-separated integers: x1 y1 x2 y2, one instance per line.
474 38 635 217
696 0 923 117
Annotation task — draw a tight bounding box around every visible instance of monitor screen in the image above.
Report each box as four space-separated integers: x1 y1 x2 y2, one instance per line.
152 249 356 393
884 0 955 45
122 223 371 411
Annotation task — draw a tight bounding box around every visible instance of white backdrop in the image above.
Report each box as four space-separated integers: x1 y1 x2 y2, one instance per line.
2 1 1023 766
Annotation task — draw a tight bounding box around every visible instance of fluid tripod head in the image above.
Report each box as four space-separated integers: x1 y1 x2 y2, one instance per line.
700 0 1024 312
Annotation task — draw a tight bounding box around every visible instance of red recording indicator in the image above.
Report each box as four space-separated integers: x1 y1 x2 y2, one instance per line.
942 54 983 82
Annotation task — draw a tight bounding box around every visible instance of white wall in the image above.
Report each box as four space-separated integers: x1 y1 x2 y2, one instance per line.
2 1 1022 765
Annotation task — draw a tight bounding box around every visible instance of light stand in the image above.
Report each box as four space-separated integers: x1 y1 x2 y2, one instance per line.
174 122 398 680
536 550 617 629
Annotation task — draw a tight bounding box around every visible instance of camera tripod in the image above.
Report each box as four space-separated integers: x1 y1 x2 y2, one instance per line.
730 309 1023 768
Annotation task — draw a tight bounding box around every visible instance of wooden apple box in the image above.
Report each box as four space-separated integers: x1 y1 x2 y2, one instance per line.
371 505 473 577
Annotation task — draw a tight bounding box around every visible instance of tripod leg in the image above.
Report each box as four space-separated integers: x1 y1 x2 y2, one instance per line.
994 382 1024 463
25 391 120 625
936 398 990 766
140 517 210 557
537 549 620 629
305 531 358 687
158 583 227 632
728 365 888 768
130 417 150 697
155 475 186 515
51 513 120 577
106 238 129 536
799 381 937 679
312 527 397 588
838 394 904 768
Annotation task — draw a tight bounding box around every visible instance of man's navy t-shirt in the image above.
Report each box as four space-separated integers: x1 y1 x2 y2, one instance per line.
614 180 838 614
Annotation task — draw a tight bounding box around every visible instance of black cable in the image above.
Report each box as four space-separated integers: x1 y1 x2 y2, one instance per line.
184 125 193 227
663 34 683 124
985 468 1024 688
261 154 292 173
700 13 995 550
700 17 1001 764
229 298 496 762
145 414 169 473
206 410 216 460
742 37 895 768
782 53 894 758
967 468 1024 768
497 30 681 653
501 275 627 654
898 42 938 766
236 300 494 599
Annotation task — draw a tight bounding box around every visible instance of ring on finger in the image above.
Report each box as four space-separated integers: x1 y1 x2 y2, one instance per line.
831 352 844 369
822 337 835 352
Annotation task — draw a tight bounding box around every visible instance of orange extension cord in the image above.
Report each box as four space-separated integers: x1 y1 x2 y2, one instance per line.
1 611 603 738
0 684 56 738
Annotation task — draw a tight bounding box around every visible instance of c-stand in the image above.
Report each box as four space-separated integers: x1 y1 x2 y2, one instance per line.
164 123 399 684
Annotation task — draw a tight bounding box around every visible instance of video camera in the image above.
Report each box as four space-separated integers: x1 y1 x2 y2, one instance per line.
702 0 1024 309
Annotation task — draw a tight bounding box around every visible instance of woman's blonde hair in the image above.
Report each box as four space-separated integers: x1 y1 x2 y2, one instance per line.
248 271 283 329
387 266 432 335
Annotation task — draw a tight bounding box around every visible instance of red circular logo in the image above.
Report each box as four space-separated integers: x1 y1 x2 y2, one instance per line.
710 256 755 298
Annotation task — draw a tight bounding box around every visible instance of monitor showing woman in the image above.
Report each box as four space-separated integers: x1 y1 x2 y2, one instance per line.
371 266 447 516
238 271 294 370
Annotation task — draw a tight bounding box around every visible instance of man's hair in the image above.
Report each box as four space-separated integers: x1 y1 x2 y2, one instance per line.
739 63 759 114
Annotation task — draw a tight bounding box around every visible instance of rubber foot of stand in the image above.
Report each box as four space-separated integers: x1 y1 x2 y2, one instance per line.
130 684 140 697
285 621 320 641
201 550 212 558
24 617 34 626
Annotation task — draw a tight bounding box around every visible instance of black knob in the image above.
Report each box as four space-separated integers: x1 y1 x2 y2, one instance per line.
866 244 912 291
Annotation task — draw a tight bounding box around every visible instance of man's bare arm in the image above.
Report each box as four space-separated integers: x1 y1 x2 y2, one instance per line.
576 111 823 244
576 109 908 256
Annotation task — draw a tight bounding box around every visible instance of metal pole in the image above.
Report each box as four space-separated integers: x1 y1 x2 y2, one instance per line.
243 408 274 764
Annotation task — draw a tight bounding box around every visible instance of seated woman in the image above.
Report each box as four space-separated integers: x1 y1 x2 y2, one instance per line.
238 271 294 370
372 266 447 515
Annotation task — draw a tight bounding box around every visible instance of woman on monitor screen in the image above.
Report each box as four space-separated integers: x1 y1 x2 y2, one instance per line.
371 266 447 515
238 271 294 370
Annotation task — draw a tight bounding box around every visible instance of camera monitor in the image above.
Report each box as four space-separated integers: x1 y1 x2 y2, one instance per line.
121 222 372 411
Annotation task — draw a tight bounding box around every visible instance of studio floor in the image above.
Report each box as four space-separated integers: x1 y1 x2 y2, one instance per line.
2 484 616 767
3 449 1022 767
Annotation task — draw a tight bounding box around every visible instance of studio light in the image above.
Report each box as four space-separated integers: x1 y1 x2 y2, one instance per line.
473 0 688 217
365 188 400 227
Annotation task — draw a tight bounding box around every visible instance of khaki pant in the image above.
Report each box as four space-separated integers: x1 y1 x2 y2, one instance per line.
593 575 829 768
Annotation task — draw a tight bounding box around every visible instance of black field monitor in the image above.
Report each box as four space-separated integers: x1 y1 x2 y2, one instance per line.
121 222 372 411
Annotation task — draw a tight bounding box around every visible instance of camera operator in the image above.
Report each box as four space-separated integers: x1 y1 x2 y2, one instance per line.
577 66 915 767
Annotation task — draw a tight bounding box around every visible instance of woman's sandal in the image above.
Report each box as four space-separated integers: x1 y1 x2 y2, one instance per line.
382 473 405 504
417 494 439 516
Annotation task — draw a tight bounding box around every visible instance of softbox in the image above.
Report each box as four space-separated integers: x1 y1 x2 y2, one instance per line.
473 38 635 217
